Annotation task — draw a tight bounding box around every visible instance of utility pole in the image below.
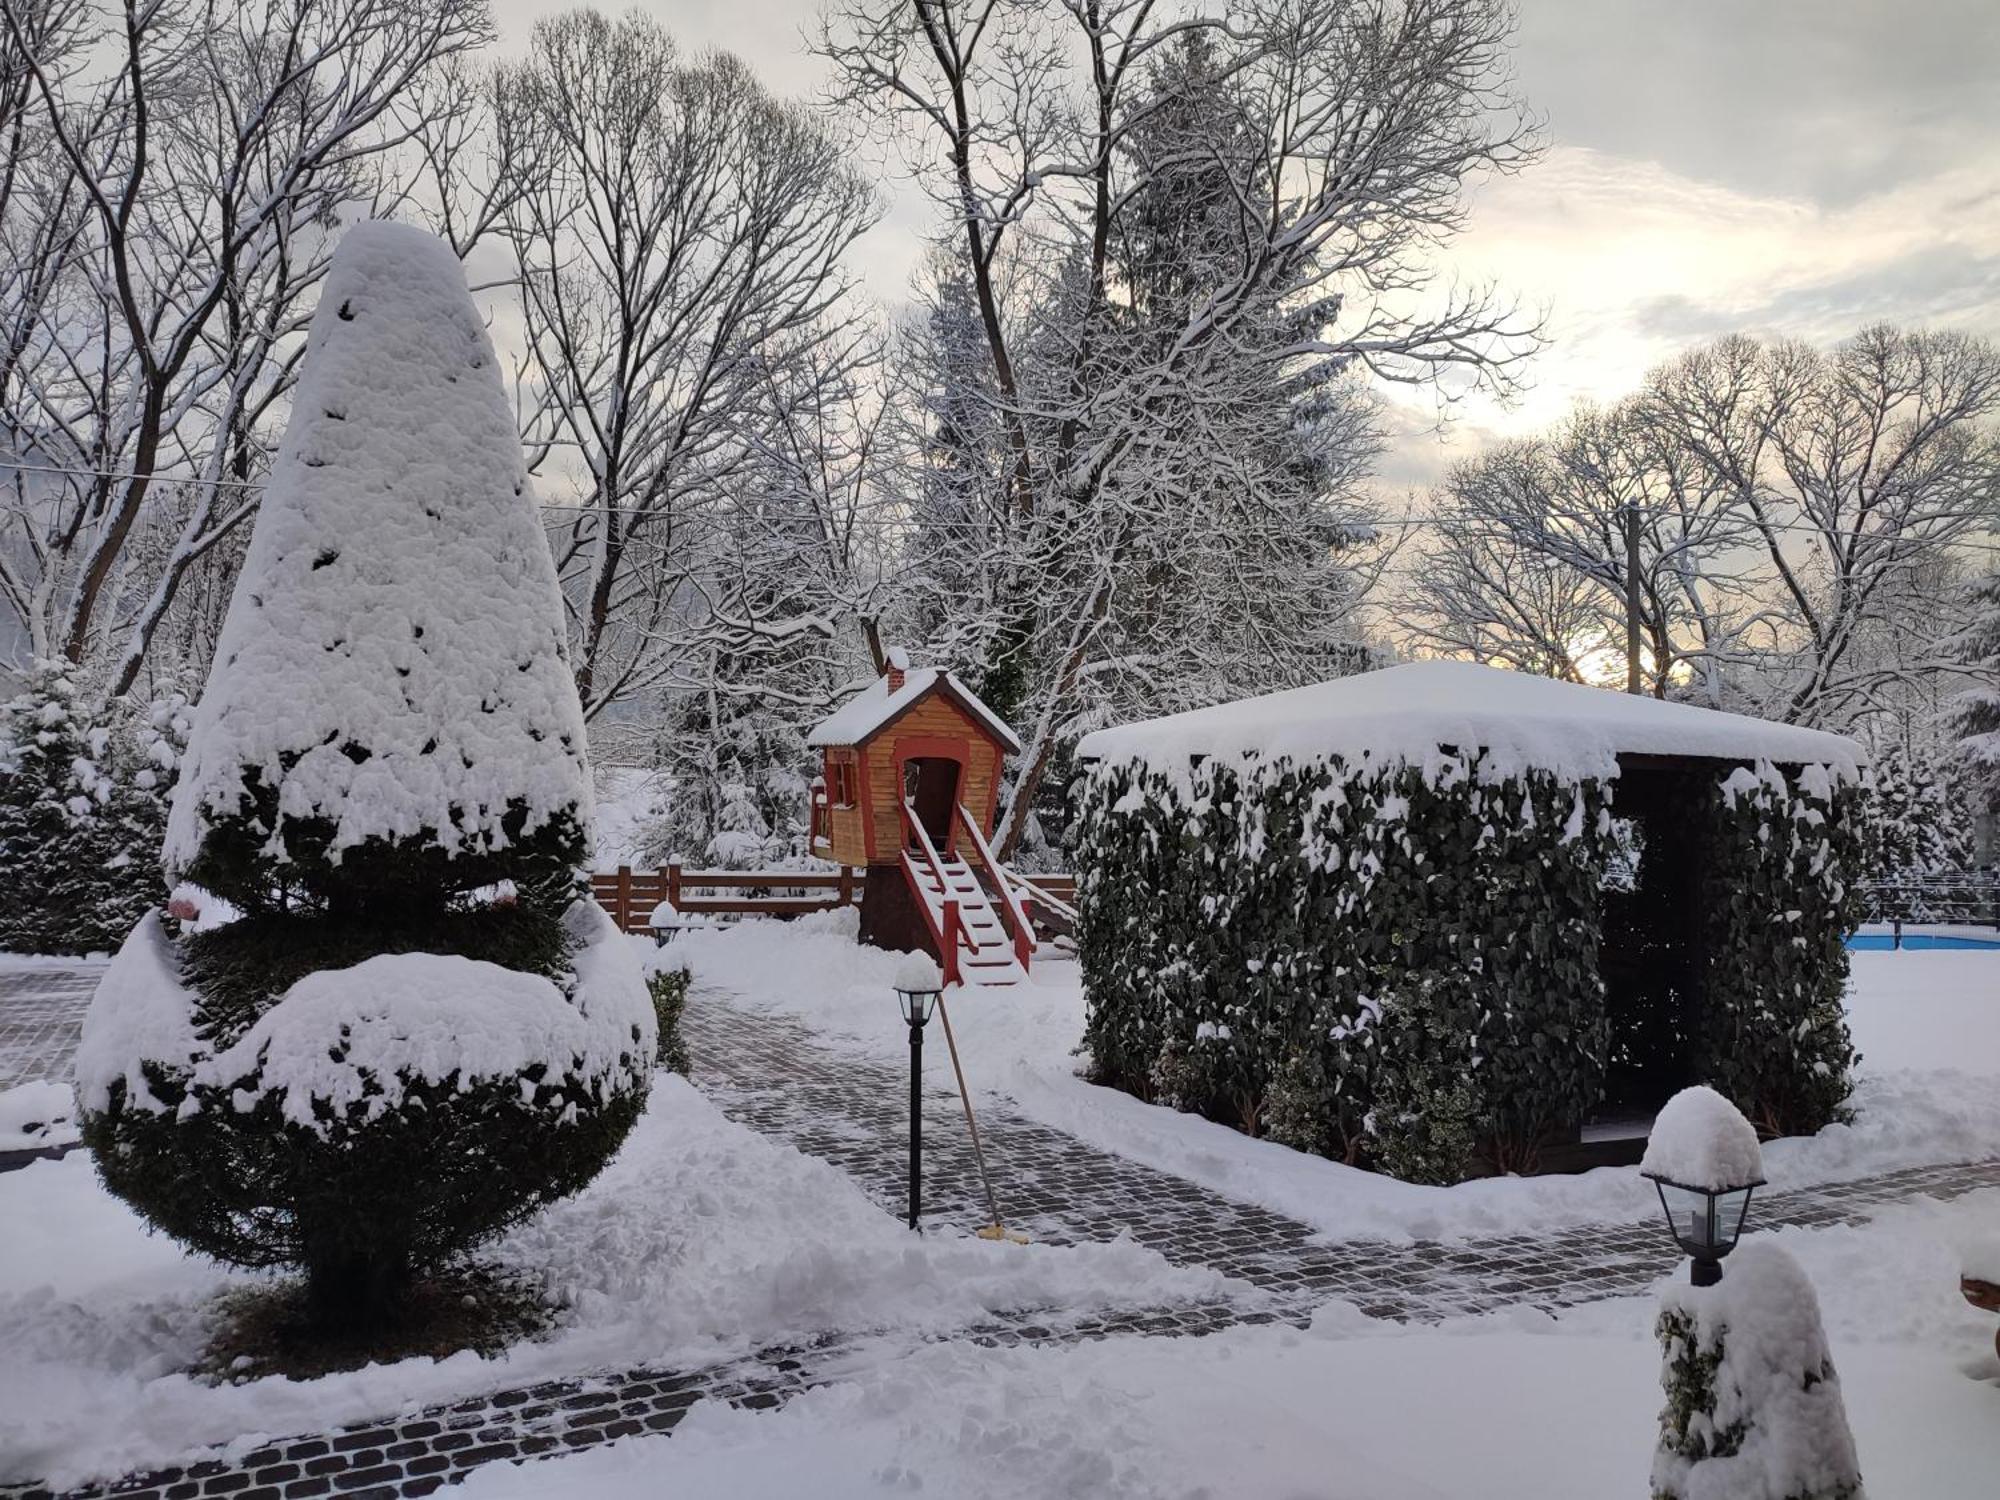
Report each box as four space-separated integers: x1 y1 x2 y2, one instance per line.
1624 501 1644 695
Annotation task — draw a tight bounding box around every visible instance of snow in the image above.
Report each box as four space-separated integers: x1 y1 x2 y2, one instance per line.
72 914 201 1115
455 1202 2000 1500
591 765 668 872
1962 1237 2000 1285
893 951 943 993
806 666 1021 754
1642 1085 1766 1191
0 1080 77 1152
192 903 650 1132
164 222 589 877
1653 1241 1864 1500
0 1077 1243 1490
74 903 651 1130
672 921 2000 1246
1075 660 1863 782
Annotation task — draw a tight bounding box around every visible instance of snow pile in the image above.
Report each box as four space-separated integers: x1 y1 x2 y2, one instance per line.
72 915 202 1115
1076 661 1863 783
1642 1086 1765 1190
1961 1235 2000 1286
194 904 650 1132
75 904 650 1129
165 222 589 875
0 1081 78 1152
0 1078 1242 1489
1653 1242 1866 1500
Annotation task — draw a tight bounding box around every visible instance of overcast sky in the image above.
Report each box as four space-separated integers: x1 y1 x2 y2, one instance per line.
486 0 2000 491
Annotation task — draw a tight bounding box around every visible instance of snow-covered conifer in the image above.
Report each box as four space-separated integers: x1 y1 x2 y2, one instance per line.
78 224 652 1334
1954 568 2000 792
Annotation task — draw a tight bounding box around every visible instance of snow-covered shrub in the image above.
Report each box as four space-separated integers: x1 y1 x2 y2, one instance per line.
77 224 653 1330
1855 744 1972 920
1074 749 1612 1178
648 966 693 1076
1696 763 1863 1138
0 663 180 955
1652 1242 1865 1500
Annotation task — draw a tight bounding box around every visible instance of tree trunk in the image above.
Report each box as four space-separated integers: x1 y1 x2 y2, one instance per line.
306 1248 411 1333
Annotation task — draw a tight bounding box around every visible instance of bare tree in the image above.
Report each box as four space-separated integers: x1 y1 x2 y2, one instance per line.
824 0 1541 851
0 0 492 690
495 10 880 720
1402 327 2000 728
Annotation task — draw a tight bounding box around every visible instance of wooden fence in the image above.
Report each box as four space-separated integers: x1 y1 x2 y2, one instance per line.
590 863 1077 936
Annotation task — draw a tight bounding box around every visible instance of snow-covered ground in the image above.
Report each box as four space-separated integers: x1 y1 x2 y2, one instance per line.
667 914 2000 1243
460 1194 2000 1500
0 1077 1239 1490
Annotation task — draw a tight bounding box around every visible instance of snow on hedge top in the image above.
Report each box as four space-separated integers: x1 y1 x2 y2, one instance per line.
1642 1085 1765 1190
165 222 590 875
807 667 1022 754
1075 662 1861 782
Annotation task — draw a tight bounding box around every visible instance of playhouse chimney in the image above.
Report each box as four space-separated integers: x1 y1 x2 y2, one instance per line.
884 646 909 694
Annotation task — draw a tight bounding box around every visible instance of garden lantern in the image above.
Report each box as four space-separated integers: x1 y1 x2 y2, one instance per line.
1640 1085 1765 1287
893 953 944 1231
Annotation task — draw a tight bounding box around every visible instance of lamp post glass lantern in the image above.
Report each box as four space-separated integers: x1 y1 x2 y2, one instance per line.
893 954 944 1232
1647 1175 1760 1286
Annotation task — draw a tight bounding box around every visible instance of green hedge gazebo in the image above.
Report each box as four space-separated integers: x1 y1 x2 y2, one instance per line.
1071 662 1866 1182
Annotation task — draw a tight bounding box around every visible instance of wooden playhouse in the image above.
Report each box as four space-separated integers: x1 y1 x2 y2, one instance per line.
807 652 1067 985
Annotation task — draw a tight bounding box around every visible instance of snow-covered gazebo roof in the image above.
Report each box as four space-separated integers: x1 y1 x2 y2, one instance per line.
1074 661 1861 781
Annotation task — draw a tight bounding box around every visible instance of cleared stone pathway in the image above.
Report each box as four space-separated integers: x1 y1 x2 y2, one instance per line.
5 972 1998 1500
0 965 102 1092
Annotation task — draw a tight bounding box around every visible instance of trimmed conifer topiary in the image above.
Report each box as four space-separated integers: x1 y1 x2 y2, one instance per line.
76 222 654 1331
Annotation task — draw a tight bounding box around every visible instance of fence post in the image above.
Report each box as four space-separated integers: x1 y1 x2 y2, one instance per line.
667 862 682 913
838 866 854 906
615 865 633 934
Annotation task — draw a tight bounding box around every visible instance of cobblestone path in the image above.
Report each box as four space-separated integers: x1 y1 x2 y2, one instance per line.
0 965 102 1091
6 973 1998 1500
683 992 2000 1323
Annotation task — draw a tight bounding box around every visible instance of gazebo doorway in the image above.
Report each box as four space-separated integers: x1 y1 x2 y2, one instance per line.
1591 757 1709 1140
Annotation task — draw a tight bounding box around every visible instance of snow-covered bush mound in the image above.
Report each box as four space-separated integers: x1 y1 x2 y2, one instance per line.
165 220 590 910
0 1080 79 1152
80 904 652 1132
1653 1242 1865 1500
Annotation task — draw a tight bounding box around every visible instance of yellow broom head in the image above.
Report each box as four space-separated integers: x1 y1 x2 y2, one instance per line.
975 1224 1030 1244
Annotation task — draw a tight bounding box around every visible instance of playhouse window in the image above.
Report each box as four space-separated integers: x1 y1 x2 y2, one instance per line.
829 756 857 807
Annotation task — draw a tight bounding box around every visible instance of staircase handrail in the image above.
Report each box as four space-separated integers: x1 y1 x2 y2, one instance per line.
900 800 987 965
1003 866 1078 927
954 802 1035 972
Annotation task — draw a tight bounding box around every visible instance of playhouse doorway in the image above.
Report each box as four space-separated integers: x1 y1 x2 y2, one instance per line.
902 756 962 850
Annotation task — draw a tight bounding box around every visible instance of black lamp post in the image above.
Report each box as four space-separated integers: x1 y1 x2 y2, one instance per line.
894 955 943 1232
1640 1084 1765 1288
1643 1171 1762 1286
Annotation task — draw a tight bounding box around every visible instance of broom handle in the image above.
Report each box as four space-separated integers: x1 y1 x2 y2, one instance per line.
935 993 1005 1229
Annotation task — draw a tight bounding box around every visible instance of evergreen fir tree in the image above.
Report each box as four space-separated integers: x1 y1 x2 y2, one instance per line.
78 224 653 1332
1954 568 2000 796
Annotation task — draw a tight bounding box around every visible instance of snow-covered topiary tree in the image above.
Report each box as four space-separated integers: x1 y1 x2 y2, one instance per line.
1653 1241 1865 1500
76 223 654 1331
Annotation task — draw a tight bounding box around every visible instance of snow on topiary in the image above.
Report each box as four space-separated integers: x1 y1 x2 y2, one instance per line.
163 220 592 915
1652 1241 1865 1500
78 223 652 1331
